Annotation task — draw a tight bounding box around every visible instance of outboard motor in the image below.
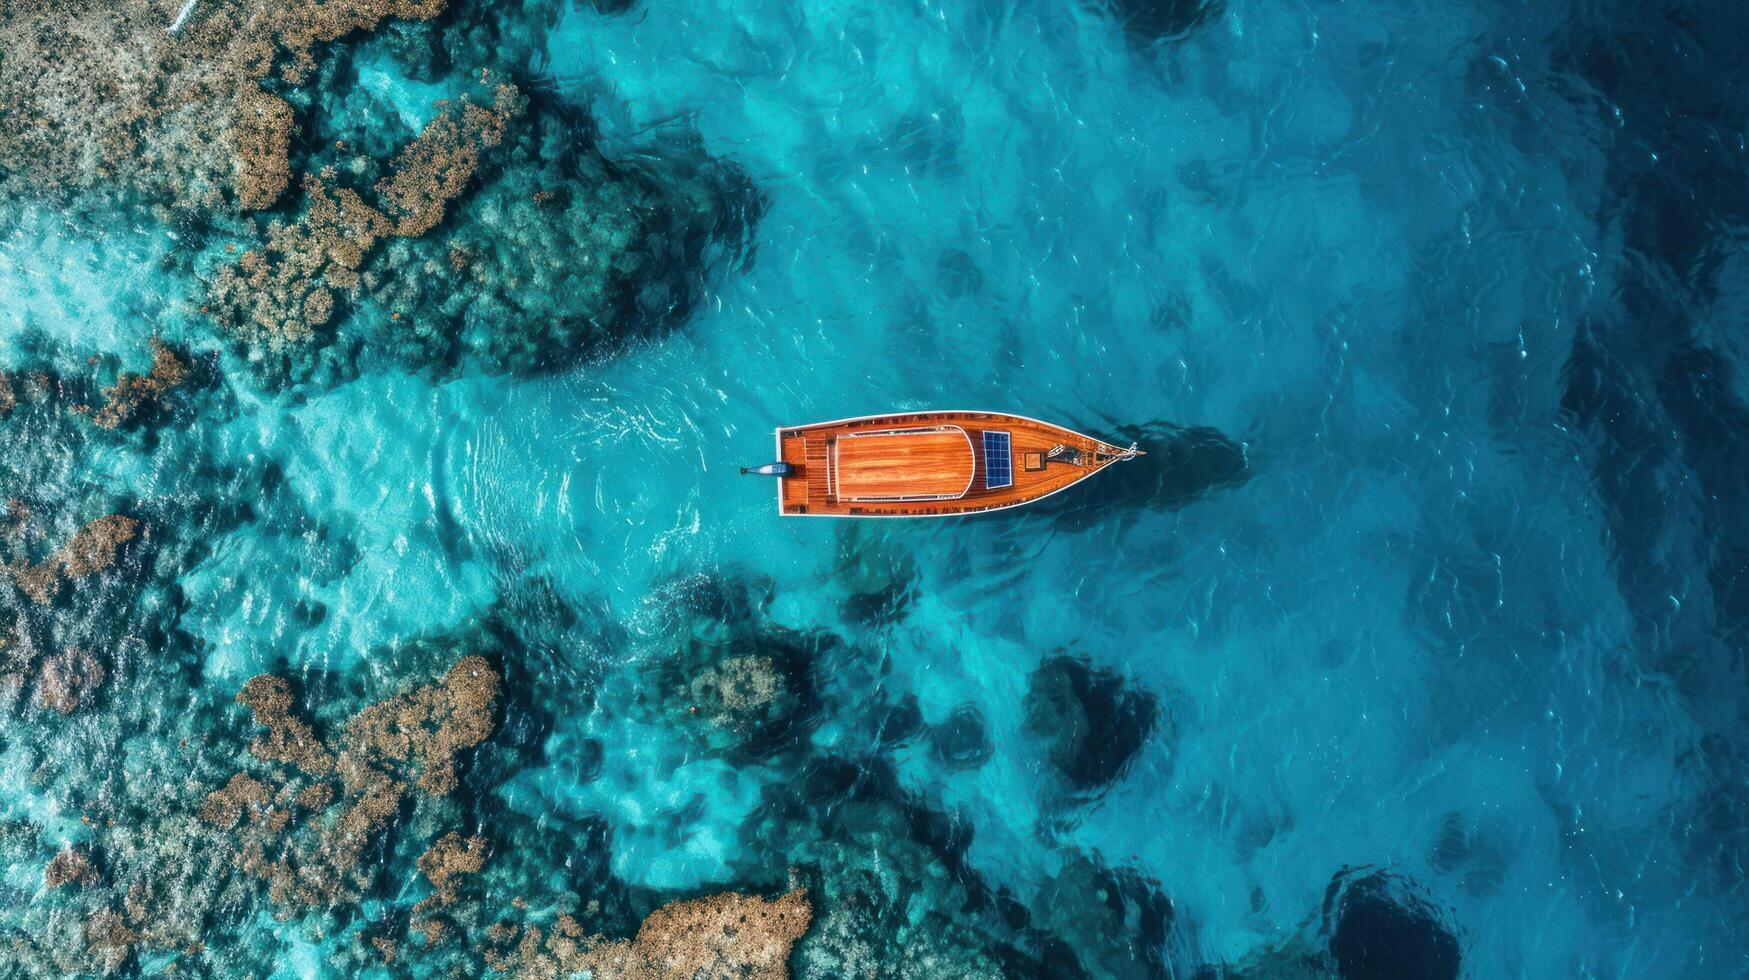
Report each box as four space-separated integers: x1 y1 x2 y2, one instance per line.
741 461 794 477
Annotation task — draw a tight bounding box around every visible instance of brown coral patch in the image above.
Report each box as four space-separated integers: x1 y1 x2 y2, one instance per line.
0 0 453 209
265 0 450 84
338 654 501 798
295 782 335 811
232 84 296 210
492 890 813 980
5 514 139 604
210 656 501 913
199 774 273 829
203 85 527 350
36 647 108 714
412 831 489 939
236 675 335 777
84 908 143 976
90 341 190 429
372 934 398 963
416 832 489 906
45 846 97 889
57 514 140 579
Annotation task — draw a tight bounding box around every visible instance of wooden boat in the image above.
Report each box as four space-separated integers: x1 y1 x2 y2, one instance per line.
745 411 1142 518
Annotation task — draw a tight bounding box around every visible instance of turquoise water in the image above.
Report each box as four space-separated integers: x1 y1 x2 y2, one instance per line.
2 0 1748 975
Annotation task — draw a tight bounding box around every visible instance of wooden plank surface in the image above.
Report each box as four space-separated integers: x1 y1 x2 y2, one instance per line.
835 429 975 500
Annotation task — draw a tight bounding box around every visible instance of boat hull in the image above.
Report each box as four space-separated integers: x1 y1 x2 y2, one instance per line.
773 410 1136 517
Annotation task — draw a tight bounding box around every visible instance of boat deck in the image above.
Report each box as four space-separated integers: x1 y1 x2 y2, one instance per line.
835 428 975 501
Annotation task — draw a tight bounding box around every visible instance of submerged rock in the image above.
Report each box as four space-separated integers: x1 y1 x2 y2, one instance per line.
785 798 1013 979
1323 870 1461 980
640 572 824 759
865 693 926 748
656 630 820 757
1103 0 1225 43
1023 655 1159 792
1220 940 1341 979
728 760 1128 979
1032 855 1174 979
930 704 994 769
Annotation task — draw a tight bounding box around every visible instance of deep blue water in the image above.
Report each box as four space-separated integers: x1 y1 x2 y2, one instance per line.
1 0 1747 976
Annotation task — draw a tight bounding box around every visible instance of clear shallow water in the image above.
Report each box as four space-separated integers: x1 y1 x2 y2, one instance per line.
1 0 1747 976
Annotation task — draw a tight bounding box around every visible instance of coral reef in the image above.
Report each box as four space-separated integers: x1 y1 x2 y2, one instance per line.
0 339 352 976
4 513 140 605
0 0 454 210
264 0 450 86
35 646 109 714
86 341 190 430
340 652 500 797
676 751 1056 978
486 889 812 979
236 675 336 776
780 792 1013 979
0 644 506 975
198 773 273 829
350 103 761 377
203 654 502 911
204 82 526 355
416 831 489 909
686 654 797 736
1023 655 1159 792
45 847 97 889
3 0 756 389
639 573 823 759
232 86 297 211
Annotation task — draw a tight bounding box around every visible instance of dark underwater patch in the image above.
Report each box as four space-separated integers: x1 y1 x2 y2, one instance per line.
1032 855 1175 979
1554 7 1749 902
1323 870 1460 980
1024 654 1159 792
864 691 926 747
831 523 919 627
354 95 763 378
930 703 994 768
1103 0 1224 44
727 754 1188 978
637 571 827 761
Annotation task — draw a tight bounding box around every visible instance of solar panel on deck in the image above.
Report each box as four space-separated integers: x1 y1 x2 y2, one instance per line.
983 430 1012 490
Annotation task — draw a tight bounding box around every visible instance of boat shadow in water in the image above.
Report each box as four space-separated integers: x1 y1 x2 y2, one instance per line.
1029 420 1250 532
